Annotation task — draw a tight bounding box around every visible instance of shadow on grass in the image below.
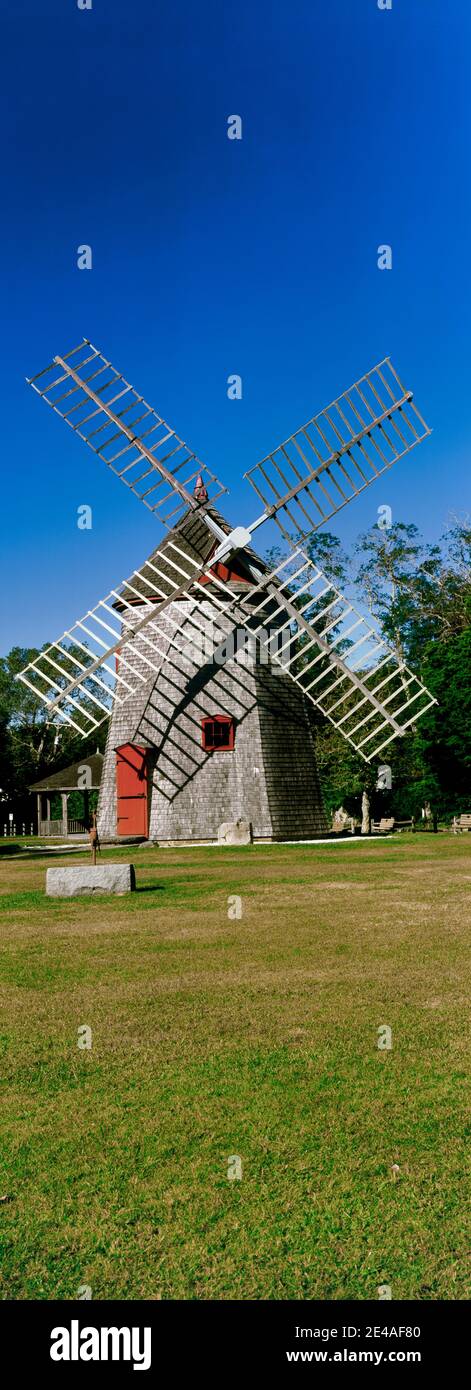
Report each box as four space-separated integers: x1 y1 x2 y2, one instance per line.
0 849 90 862
135 886 165 894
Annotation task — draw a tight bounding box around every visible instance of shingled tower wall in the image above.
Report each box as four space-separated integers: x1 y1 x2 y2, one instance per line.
97 515 329 842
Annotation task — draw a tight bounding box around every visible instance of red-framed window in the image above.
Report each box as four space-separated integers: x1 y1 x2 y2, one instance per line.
201 714 235 752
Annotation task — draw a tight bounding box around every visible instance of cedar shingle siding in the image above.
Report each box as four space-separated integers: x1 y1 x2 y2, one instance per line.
97 515 328 842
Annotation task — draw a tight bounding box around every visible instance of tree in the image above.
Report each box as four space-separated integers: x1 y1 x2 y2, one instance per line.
353 519 471 663
264 517 471 824
413 628 471 815
351 518 471 818
265 530 349 589
0 646 106 811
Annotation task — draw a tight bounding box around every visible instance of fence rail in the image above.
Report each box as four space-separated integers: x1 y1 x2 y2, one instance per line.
1 819 89 838
39 819 64 836
1 823 35 837
38 819 88 836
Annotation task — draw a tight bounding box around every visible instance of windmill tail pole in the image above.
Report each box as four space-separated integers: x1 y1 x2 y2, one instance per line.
89 812 100 864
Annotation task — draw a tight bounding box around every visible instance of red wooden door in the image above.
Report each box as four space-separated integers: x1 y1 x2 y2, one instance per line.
116 744 148 837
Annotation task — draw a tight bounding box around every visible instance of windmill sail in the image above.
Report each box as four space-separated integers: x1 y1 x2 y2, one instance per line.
172 548 437 763
16 533 238 736
230 551 437 761
18 533 436 762
28 340 228 528
20 340 436 767
245 358 431 544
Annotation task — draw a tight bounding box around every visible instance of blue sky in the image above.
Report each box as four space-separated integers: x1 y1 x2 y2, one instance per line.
1 0 470 652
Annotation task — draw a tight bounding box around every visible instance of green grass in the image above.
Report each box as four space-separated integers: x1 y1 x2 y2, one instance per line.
0 834 470 1300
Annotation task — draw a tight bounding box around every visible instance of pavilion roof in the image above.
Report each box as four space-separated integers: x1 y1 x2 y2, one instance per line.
29 752 103 792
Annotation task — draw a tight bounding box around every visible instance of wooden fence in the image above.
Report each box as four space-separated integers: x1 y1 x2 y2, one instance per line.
1 820 88 837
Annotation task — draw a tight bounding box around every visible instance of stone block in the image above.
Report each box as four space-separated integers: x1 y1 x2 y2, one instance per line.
46 864 136 897
217 819 253 846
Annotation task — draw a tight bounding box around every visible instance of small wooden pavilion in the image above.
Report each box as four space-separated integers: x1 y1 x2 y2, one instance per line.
29 754 103 837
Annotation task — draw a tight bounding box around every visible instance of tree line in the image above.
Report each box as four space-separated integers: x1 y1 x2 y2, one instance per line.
299 517 470 823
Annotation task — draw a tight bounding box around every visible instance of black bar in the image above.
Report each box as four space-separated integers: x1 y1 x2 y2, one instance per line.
0 1299 464 1376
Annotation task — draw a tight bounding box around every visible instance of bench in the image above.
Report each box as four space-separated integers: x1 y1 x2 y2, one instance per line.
371 817 415 834
452 814 471 833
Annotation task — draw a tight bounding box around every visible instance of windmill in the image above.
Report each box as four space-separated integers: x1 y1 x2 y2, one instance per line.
18 341 436 842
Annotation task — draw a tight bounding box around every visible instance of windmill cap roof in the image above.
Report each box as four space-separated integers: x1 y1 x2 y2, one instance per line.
113 505 266 610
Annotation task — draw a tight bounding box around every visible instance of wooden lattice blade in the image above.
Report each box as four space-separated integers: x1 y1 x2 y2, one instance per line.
245 358 431 544
15 535 238 736
231 550 437 762
18 531 437 764
28 339 228 528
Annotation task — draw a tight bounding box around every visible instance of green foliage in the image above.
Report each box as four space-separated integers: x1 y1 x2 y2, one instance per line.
353 520 471 665
265 530 349 590
350 519 470 818
0 646 106 811
313 720 373 817
266 517 471 821
413 628 471 815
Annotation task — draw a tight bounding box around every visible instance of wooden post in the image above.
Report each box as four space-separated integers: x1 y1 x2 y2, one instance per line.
36 793 42 835
61 792 68 837
89 811 100 865
83 787 90 830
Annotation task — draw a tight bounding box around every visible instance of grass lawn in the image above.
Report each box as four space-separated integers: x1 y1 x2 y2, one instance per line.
0 834 469 1301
